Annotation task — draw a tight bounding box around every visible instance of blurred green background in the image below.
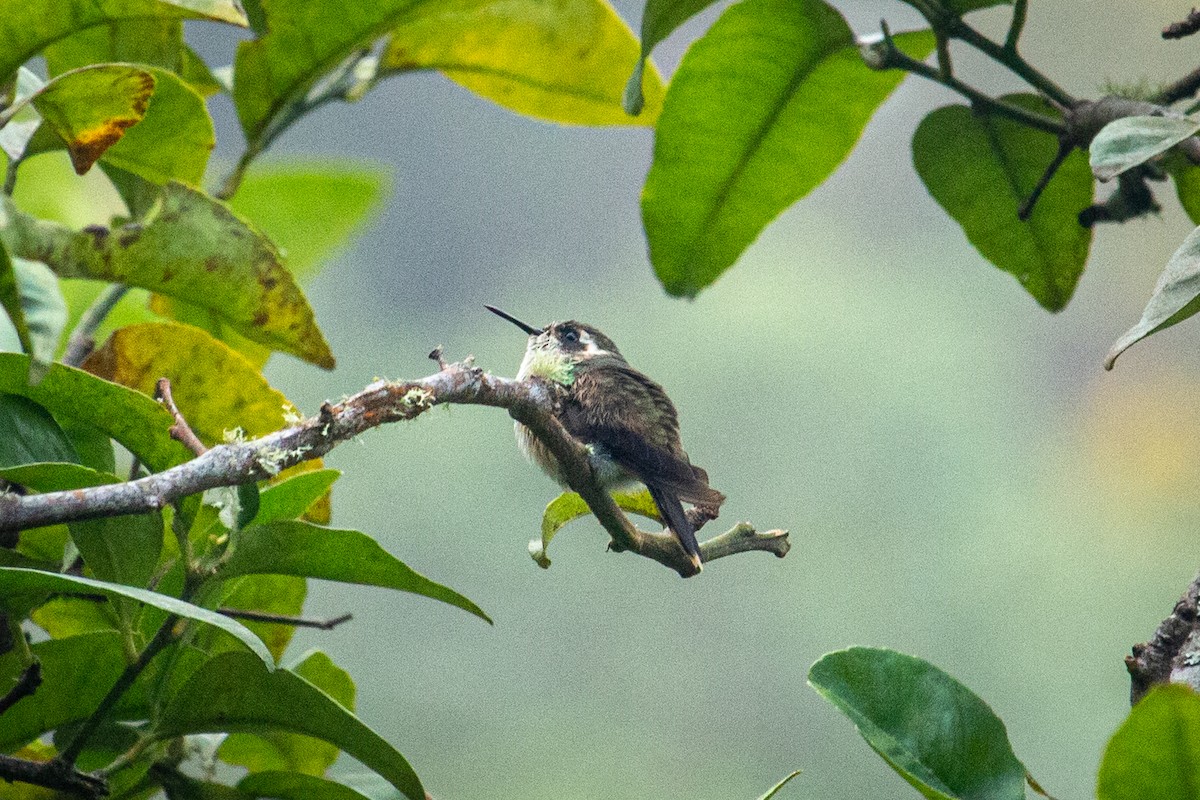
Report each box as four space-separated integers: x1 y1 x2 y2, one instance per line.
49 0 1200 796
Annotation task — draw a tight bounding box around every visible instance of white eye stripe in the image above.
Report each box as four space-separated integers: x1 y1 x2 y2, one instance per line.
578 330 592 345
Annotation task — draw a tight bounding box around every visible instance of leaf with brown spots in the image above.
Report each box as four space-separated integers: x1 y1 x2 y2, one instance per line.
83 322 333 518
0 64 156 174
0 184 335 368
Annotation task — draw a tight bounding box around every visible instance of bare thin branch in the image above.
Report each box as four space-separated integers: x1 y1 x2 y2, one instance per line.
1155 64 1200 105
0 362 788 577
62 285 129 368
218 608 354 630
1164 8 1200 39
154 378 207 457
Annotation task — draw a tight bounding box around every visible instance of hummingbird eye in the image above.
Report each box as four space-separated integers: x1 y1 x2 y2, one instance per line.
562 329 579 344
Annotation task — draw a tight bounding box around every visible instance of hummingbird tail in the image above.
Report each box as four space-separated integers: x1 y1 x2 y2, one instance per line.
648 485 703 573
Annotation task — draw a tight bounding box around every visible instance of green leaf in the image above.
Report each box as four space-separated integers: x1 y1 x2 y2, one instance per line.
0 568 275 667
254 469 341 525
531 489 660 568
0 461 111 491
1171 159 1200 225
4 64 157 175
642 0 934 296
0 0 247 84
1097 684 1200 800
233 0 422 145
912 95 1094 312
1106 223 1200 368
100 67 215 186
1089 115 1200 181
239 772 374 800
808 647 1027 800
623 0 718 114
45 19 185 75
217 520 492 624
0 394 79 467
221 650 355 776
154 651 424 800
379 0 665 126
0 185 334 368
181 45 227 97
758 770 802 800
31 595 121 639
227 163 387 282
0 354 191 471
0 631 125 751
8 258 68 381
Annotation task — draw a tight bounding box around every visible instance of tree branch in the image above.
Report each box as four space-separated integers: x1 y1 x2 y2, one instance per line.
1127 571 1200 704
0 661 41 716
0 361 788 578
0 754 107 798
1154 65 1200 106
1164 9 1200 40
155 378 207 457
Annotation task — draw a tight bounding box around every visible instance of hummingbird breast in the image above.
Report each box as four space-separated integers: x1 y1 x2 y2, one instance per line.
514 421 635 489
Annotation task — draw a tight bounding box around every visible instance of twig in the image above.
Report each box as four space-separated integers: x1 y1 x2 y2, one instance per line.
217 608 353 630
0 361 789 578
1018 138 1073 220
57 615 177 766
0 754 107 798
0 661 40 716
62 285 129 368
154 378 207 456
1154 65 1200 105
1004 0 1029 52
943 16 1076 108
3 160 17 196
865 23 1067 136
1164 8 1200 39
1127 572 1200 704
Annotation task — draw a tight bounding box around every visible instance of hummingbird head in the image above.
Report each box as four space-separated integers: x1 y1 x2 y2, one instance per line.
486 306 625 385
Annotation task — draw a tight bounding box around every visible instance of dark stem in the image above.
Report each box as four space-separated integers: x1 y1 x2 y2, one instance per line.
1018 138 1073 220
3 159 17 196
0 754 107 798
1154 64 1200 105
62 285 129 368
945 17 1076 108
217 608 353 630
1164 8 1200 39
154 378 207 456
1004 0 1029 52
56 615 177 766
0 661 41 716
869 24 1067 136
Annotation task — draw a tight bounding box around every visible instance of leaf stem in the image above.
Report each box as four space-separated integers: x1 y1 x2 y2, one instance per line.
1004 0 1029 52
872 25 1066 136
945 17 1076 108
61 284 129 368
56 614 178 766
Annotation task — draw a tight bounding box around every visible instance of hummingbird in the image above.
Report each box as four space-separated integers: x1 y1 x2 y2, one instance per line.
486 305 724 572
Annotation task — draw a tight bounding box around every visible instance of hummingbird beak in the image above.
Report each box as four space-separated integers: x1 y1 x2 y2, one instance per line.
485 305 543 335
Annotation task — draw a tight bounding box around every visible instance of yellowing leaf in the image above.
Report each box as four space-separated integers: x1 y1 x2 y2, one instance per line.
381 0 665 126
3 65 155 175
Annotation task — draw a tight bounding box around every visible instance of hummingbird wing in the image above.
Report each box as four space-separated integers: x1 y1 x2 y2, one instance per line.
562 365 725 508
647 484 703 568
